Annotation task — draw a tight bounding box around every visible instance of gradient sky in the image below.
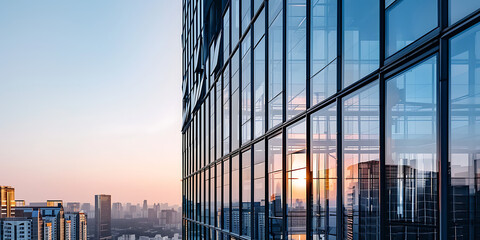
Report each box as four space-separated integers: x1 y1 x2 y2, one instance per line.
0 1 182 205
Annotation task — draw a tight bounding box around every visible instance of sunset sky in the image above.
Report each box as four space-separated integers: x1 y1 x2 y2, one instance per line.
0 1 182 205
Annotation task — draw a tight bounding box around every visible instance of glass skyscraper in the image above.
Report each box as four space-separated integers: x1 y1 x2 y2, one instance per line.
181 0 480 239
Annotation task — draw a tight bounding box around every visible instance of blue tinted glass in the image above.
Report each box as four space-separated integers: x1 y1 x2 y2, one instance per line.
386 56 438 238
254 9 266 46
343 0 379 88
311 60 336 106
242 0 251 34
254 39 266 138
223 64 230 156
311 0 336 76
269 0 283 26
268 10 283 129
224 8 230 63
254 0 263 15
342 81 380 239
386 0 437 56
286 0 307 120
232 0 240 47
450 0 480 25
449 22 480 239
242 36 252 144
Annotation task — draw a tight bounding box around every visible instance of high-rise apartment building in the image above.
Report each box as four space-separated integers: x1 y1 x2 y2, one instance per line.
0 186 15 218
65 212 87 240
181 0 480 239
1 218 33 240
65 203 80 212
95 194 112 240
17 206 65 240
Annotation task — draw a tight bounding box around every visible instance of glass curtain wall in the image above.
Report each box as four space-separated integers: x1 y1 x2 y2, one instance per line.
386 56 438 239
449 22 480 240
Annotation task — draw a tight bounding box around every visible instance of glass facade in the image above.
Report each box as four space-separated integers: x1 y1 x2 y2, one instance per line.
182 0 480 239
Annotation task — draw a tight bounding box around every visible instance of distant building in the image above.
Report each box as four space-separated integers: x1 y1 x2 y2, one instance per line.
65 212 87 240
112 202 123 219
148 208 157 222
16 200 26 207
0 186 15 218
16 206 65 240
44 221 53 240
80 203 93 218
95 194 111 240
1 218 32 240
64 220 71 240
14 207 43 240
65 203 80 212
117 234 135 240
30 202 47 207
47 200 63 207
159 209 180 229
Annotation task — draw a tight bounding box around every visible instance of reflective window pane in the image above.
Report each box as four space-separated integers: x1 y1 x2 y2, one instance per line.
311 0 337 106
386 55 438 239
449 23 480 239
232 51 240 150
449 0 480 25
242 31 252 145
242 0 251 34
269 133 283 240
232 155 240 234
343 0 379 88
254 9 266 46
232 0 240 46
217 162 222 227
286 119 307 240
268 10 284 129
311 0 337 75
342 81 380 240
311 103 337 240
386 0 438 57
286 0 307 120
254 140 266 240
224 8 231 63
242 149 252 237
224 158 231 230
254 38 266 138
223 64 231 156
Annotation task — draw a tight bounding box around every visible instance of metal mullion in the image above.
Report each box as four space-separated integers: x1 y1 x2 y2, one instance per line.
379 71 387 240
336 0 343 237
283 0 287 125
264 135 269 240
282 127 287 239
250 145 255 238
438 35 449 240
239 148 243 235
306 109 312 240
336 98 343 239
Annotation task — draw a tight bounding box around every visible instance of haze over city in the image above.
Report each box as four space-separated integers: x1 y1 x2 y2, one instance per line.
0 0 182 205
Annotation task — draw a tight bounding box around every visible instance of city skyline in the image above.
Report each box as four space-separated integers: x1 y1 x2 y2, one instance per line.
0 0 182 205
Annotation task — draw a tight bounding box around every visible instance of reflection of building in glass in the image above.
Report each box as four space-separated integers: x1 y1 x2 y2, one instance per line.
181 0 480 239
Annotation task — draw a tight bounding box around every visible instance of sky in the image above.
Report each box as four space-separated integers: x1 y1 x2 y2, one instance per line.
0 1 183 205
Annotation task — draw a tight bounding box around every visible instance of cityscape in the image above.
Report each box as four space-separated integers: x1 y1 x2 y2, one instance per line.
0 0 480 240
0 186 181 240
